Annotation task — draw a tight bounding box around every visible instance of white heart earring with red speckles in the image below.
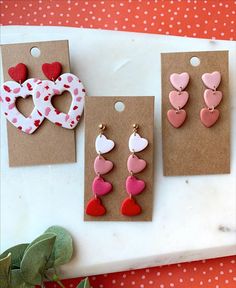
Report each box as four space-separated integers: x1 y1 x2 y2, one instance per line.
0 63 44 134
32 61 86 129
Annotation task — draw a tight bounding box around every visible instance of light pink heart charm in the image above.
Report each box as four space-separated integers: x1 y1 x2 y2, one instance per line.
167 109 186 128
170 72 190 91
126 176 145 196
200 108 220 128
169 91 189 109
0 79 44 134
204 89 222 108
202 71 221 90
94 155 113 175
127 155 146 174
33 73 85 129
92 176 112 196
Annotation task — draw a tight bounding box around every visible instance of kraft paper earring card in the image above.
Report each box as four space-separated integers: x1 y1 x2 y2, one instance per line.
1 40 77 166
161 51 230 176
84 96 154 222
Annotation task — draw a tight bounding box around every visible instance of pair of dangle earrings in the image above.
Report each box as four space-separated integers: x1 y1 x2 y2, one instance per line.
167 71 222 128
86 124 148 217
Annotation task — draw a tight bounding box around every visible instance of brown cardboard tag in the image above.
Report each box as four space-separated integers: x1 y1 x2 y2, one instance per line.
84 96 154 221
161 51 230 176
1 40 76 166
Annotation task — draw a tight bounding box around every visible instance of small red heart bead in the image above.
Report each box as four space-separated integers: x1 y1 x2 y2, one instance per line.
86 197 106 216
42 62 62 80
121 197 142 216
8 63 28 83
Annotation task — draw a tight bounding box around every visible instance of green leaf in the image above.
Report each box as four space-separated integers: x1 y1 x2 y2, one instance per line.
10 270 34 288
0 244 29 269
23 233 56 256
44 226 73 267
77 278 90 288
20 234 56 285
0 253 11 288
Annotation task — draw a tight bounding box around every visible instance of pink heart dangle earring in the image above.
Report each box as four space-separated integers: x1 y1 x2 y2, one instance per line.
200 71 222 128
86 124 115 217
167 72 190 128
121 124 148 217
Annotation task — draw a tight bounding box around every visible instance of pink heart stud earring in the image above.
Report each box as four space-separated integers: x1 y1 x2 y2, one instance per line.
86 124 115 217
167 72 190 128
200 71 222 128
121 124 148 217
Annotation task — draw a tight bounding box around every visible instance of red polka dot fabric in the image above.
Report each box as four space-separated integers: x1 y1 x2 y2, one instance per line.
1 1 236 287
0 0 235 40
42 256 236 288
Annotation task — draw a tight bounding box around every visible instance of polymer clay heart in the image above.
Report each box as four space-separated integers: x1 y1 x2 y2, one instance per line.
170 72 190 91
92 176 112 196
86 197 106 216
121 197 142 216
33 73 85 129
8 63 28 83
167 109 186 128
129 132 148 153
42 62 62 81
95 134 115 154
126 176 145 196
0 79 44 134
204 89 222 108
202 71 221 90
94 155 113 175
200 108 220 128
169 91 189 109
127 154 146 174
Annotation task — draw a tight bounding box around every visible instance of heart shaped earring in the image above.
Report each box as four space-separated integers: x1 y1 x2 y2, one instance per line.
32 62 85 129
0 63 44 134
121 124 148 216
86 124 115 217
200 71 222 128
167 72 190 128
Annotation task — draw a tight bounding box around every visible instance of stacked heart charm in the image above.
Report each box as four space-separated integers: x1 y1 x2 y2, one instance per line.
167 72 190 128
200 71 222 128
86 124 115 217
121 124 148 217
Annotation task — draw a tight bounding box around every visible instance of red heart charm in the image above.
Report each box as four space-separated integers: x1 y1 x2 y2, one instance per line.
200 108 220 128
167 109 187 128
92 176 112 196
8 63 28 83
121 197 142 216
42 62 62 80
86 197 106 216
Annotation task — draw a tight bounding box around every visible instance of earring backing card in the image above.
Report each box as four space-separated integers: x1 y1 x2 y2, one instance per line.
161 51 230 176
1 40 76 167
84 96 154 222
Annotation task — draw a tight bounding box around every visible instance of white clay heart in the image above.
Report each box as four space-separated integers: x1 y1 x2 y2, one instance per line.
95 134 115 154
129 132 148 152
33 73 85 129
0 79 44 134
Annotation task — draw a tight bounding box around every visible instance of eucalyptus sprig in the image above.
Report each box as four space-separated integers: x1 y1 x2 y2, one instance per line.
0 226 90 288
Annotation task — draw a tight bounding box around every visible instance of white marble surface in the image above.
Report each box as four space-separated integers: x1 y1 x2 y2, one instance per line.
0 26 236 278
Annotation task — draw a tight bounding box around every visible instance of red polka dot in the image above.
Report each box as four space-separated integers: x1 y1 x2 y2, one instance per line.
0 0 235 40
